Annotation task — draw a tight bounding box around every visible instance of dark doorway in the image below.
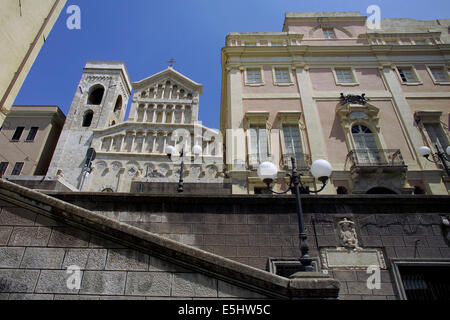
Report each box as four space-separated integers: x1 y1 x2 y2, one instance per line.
366 187 397 194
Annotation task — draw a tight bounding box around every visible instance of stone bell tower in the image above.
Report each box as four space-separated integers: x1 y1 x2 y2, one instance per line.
47 61 132 189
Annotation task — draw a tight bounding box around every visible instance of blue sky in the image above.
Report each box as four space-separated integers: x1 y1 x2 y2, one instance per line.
14 0 450 130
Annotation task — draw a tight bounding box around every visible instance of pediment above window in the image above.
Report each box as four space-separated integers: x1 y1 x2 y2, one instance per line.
337 102 380 131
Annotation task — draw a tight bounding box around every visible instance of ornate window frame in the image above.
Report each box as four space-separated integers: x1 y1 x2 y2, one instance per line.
415 110 450 150
277 111 308 169
271 66 294 86
425 64 450 85
244 66 265 86
244 111 271 169
332 67 359 86
336 102 387 152
395 65 423 85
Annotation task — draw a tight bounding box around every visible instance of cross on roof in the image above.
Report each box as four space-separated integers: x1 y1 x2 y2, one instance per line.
168 58 176 67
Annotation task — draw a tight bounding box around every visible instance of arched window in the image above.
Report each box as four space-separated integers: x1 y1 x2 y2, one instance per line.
88 86 105 105
114 95 122 113
102 188 114 193
111 121 116 126
82 110 94 127
352 125 382 165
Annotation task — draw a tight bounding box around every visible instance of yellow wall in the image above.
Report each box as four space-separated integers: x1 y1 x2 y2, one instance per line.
0 0 67 125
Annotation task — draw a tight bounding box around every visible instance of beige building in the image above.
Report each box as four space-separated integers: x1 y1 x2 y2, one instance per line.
0 0 67 125
220 12 450 195
0 105 65 177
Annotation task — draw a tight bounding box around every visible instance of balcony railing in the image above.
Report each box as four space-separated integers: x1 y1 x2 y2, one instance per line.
280 153 311 171
246 153 310 171
347 149 405 169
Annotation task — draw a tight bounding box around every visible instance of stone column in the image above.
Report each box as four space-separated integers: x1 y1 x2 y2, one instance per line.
181 106 186 124
294 65 334 194
162 132 168 153
294 66 327 161
162 106 167 124
152 133 158 153
148 106 154 123
168 85 173 100
379 65 426 169
142 105 147 123
119 134 125 152
144 131 152 153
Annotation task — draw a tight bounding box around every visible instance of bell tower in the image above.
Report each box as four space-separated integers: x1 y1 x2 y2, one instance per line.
47 61 132 189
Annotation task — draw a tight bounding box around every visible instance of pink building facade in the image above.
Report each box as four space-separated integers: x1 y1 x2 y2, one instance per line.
220 12 450 195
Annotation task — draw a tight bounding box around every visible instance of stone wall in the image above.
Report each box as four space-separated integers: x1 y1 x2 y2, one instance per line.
51 192 450 300
0 199 265 300
0 180 340 300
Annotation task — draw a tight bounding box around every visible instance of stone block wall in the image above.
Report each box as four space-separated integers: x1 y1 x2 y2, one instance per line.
52 193 450 300
0 199 266 300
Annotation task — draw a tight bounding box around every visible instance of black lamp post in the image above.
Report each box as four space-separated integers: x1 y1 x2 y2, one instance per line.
166 144 203 193
257 157 332 272
418 144 450 178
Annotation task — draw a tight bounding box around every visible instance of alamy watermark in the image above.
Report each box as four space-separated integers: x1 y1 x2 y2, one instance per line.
66 5 81 30
366 265 381 290
367 5 381 30
66 265 82 290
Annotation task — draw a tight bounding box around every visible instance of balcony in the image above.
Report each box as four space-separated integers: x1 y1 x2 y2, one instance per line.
246 153 310 172
347 149 406 170
346 149 409 194
280 153 311 171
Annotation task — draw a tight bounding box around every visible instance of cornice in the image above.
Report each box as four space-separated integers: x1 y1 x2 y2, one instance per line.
222 43 450 58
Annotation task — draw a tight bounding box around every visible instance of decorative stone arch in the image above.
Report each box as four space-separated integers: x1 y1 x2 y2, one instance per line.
144 162 156 177
125 161 140 178
111 161 123 172
205 164 219 178
309 24 353 38
100 185 116 193
87 84 105 105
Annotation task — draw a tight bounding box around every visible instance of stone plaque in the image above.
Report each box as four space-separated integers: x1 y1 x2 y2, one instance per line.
321 248 386 270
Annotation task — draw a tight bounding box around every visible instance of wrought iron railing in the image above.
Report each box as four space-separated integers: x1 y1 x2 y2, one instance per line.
247 154 270 170
280 153 311 171
347 149 405 169
246 153 310 171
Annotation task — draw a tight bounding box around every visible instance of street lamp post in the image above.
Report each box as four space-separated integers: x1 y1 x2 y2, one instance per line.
418 144 450 178
257 157 332 272
166 144 203 193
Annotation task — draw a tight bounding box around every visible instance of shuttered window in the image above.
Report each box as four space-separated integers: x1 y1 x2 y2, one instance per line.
274 68 290 83
248 125 268 164
247 69 262 84
335 69 355 83
283 125 304 167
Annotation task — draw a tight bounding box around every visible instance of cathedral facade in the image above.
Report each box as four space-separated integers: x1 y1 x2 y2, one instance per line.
47 62 223 192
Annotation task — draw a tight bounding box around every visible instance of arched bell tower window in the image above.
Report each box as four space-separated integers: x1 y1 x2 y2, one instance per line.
83 110 94 127
114 95 122 113
87 86 105 105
